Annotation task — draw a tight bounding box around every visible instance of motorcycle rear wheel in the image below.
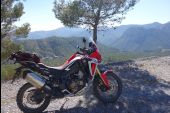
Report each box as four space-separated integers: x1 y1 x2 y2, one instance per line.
93 72 122 104
16 83 51 113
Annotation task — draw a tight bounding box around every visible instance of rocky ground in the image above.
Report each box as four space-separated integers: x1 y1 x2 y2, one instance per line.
1 56 170 113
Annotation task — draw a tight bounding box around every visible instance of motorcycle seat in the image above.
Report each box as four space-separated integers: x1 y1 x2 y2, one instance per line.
38 63 67 70
37 63 69 76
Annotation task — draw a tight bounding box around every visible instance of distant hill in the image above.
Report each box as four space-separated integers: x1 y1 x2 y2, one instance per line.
15 36 118 58
26 25 135 45
22 21 170 52
28 27 89 40
112 22 170 51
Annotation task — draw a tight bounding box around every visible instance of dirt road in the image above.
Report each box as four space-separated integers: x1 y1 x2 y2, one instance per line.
1 56 170 113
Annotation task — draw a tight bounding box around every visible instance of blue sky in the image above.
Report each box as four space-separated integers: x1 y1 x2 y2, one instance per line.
15 0 170 32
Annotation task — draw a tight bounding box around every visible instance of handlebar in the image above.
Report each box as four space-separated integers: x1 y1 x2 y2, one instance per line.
78 47 90 55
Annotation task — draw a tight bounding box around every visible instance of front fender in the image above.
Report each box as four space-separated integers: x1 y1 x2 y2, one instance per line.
99 70 114 89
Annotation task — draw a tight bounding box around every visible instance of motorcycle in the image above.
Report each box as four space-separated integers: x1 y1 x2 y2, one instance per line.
9 37 122 113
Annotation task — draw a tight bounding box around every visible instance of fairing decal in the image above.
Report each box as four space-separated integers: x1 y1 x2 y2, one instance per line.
91 63 96 76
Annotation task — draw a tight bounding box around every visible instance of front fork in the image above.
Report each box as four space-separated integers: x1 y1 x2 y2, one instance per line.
95 67 111 90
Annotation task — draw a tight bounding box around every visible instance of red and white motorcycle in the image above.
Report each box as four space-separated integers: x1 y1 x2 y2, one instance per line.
9 37 122 113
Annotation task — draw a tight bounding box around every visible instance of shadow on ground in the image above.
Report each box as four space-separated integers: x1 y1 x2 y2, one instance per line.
43 60 170 113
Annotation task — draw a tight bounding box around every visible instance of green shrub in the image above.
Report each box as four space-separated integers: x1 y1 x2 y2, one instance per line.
1 64 19 80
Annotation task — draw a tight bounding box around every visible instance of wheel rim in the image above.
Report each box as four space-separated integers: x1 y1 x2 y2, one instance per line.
22 87 46 109
97 75 119 100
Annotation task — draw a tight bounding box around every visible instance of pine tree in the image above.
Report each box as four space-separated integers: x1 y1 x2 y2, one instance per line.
53 0 139 42
1 0 31 40
1 0 30 60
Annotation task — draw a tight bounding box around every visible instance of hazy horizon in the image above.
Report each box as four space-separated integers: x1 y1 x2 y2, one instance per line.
15 0 170 32
29 21 170 32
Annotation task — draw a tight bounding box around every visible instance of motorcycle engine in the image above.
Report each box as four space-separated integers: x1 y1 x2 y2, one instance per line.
66 70 85 94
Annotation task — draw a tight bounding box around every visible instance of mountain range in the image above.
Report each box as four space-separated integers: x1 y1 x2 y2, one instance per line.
19 22 170 52
15 36 118 58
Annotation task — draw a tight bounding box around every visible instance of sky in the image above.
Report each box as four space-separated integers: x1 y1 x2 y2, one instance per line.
15 0 170 32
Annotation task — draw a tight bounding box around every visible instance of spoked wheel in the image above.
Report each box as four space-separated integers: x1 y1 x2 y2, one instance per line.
93 72 122 104
16 83 51 113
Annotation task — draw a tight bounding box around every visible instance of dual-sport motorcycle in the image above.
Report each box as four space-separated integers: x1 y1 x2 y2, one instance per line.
9 37 122 113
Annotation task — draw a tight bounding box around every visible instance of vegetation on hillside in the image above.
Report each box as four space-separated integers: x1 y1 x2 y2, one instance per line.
15 36 118 57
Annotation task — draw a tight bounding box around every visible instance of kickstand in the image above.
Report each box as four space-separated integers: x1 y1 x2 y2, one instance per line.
59 97 69 112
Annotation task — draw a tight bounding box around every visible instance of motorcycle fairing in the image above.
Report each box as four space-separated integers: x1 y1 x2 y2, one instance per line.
64 53 77 65
59 53 83 70
89 50 102 63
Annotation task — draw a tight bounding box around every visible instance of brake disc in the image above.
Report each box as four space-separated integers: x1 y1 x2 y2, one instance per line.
26 90 44 104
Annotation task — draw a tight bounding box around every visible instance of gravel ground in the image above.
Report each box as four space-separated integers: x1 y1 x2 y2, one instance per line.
1 56 170 113
136 56 170 82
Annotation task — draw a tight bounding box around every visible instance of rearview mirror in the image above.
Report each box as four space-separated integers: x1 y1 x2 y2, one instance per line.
82 37 86 48
83 37 86 43
76 45 80 49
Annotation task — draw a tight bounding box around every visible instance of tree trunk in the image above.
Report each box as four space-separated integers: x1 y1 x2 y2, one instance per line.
93 26 97 43
92 0 103 43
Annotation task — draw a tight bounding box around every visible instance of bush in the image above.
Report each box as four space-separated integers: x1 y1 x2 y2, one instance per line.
1 64 19 80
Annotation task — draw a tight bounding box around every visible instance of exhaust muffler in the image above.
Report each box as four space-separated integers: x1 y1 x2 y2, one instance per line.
23 70 51 93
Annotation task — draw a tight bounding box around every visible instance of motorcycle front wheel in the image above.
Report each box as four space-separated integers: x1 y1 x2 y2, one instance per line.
93 72 122 104
16 83 51 113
